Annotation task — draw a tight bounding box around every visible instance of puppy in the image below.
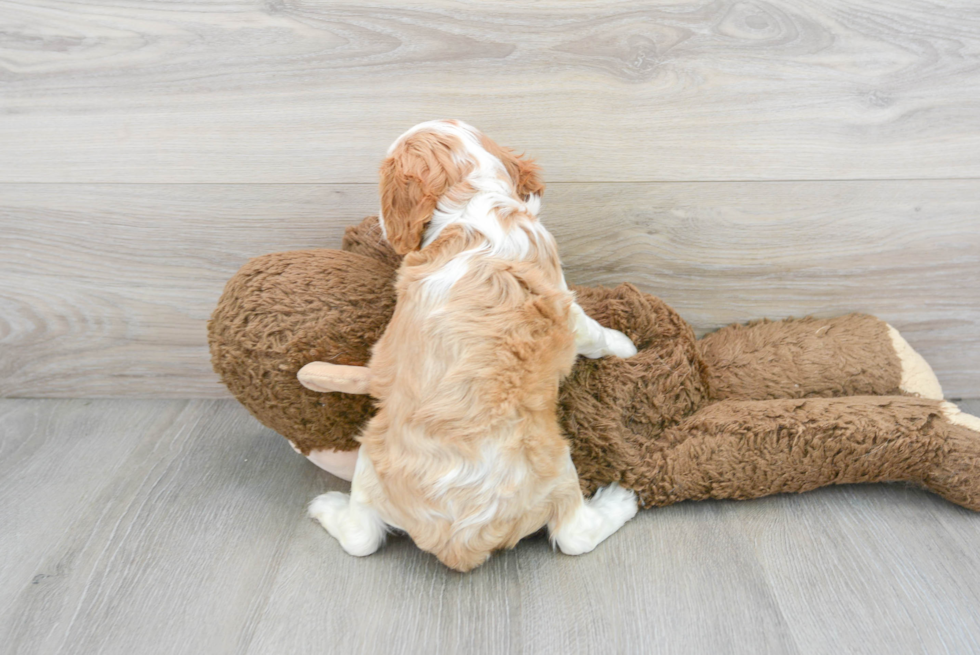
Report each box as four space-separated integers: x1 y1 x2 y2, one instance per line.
309 120 638 571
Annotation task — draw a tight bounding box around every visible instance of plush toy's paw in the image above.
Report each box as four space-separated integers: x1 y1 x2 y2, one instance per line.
603 328 638 359
887 324 943 400
552 483 638 556
309 491 387 557
941 401 980 433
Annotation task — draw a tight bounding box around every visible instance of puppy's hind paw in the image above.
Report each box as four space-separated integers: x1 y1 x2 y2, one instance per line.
309 491 386 557
309 492 350 534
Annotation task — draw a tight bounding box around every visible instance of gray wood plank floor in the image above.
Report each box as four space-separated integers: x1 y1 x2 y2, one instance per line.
2 398 979 655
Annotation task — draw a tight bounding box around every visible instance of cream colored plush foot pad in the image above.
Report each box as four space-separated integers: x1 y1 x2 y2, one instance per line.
887 325 943 400
941 402 980 432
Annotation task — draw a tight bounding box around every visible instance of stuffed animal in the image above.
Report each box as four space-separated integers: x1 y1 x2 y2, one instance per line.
208 216 980 511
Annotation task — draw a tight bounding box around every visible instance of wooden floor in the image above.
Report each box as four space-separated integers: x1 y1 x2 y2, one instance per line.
3 397 979 655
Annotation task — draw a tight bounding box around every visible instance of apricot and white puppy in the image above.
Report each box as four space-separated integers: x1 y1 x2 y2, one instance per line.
308 120 638 571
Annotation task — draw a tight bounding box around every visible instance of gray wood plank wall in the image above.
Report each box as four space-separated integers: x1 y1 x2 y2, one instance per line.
1 1 978 398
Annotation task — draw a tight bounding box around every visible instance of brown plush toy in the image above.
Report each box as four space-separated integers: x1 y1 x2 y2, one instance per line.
209 216 980 512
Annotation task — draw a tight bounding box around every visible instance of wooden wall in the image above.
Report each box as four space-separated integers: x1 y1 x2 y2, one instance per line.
1 1 978 398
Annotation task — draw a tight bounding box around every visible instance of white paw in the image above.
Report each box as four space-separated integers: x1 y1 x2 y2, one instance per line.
308 491 386 557
553 483 638 556
309 491 350 538
589 482 639 526
603 328 638 359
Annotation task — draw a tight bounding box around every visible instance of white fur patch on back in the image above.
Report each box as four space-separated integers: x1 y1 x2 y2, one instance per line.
423 440 531 540
431 441 527 496
887 324 943 400
420 250 475 302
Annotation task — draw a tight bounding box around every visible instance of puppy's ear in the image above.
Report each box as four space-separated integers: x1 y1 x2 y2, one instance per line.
379 158 438 255
480 136 545 200
509 154 545 200
379 132 469 254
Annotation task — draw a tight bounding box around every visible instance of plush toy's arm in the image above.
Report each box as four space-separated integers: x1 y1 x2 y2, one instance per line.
298 362 372 395
697 314 943 402
623 396 980 511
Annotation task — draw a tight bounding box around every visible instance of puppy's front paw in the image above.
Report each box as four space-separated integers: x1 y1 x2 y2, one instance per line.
589 482 639 527
604 328 638 358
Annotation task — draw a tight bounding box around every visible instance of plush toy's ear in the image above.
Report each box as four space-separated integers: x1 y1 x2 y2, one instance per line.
379 131 472 255
479 135 545 201
298 362 372 395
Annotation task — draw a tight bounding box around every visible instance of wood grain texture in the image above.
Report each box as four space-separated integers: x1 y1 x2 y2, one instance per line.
0 184 374 397
2 0 979 183
737 488 980 654
0 399 331 655
2 181 977 398
1 398 979 654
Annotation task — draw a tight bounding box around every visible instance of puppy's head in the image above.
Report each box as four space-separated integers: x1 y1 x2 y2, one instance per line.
379 120 544 254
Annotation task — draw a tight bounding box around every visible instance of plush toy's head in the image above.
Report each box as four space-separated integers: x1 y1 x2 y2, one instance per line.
208 216 711 495
208 218 398 455
378 120 545 254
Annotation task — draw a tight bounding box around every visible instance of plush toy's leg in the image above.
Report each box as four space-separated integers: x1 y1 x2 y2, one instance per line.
932 401 980 510
549 453 638 555
304 447 359 481
697 314 942 401
293 361 371 480
309 448 389 556
631 396 980 511
570 302 638 359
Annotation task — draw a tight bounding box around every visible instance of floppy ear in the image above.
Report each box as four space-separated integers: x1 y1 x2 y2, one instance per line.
480 136 545 200
505 151 545 200
379 132 470 255
379 158 439 254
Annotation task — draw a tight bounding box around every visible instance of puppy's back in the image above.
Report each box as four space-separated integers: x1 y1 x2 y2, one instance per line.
361 254 578 570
